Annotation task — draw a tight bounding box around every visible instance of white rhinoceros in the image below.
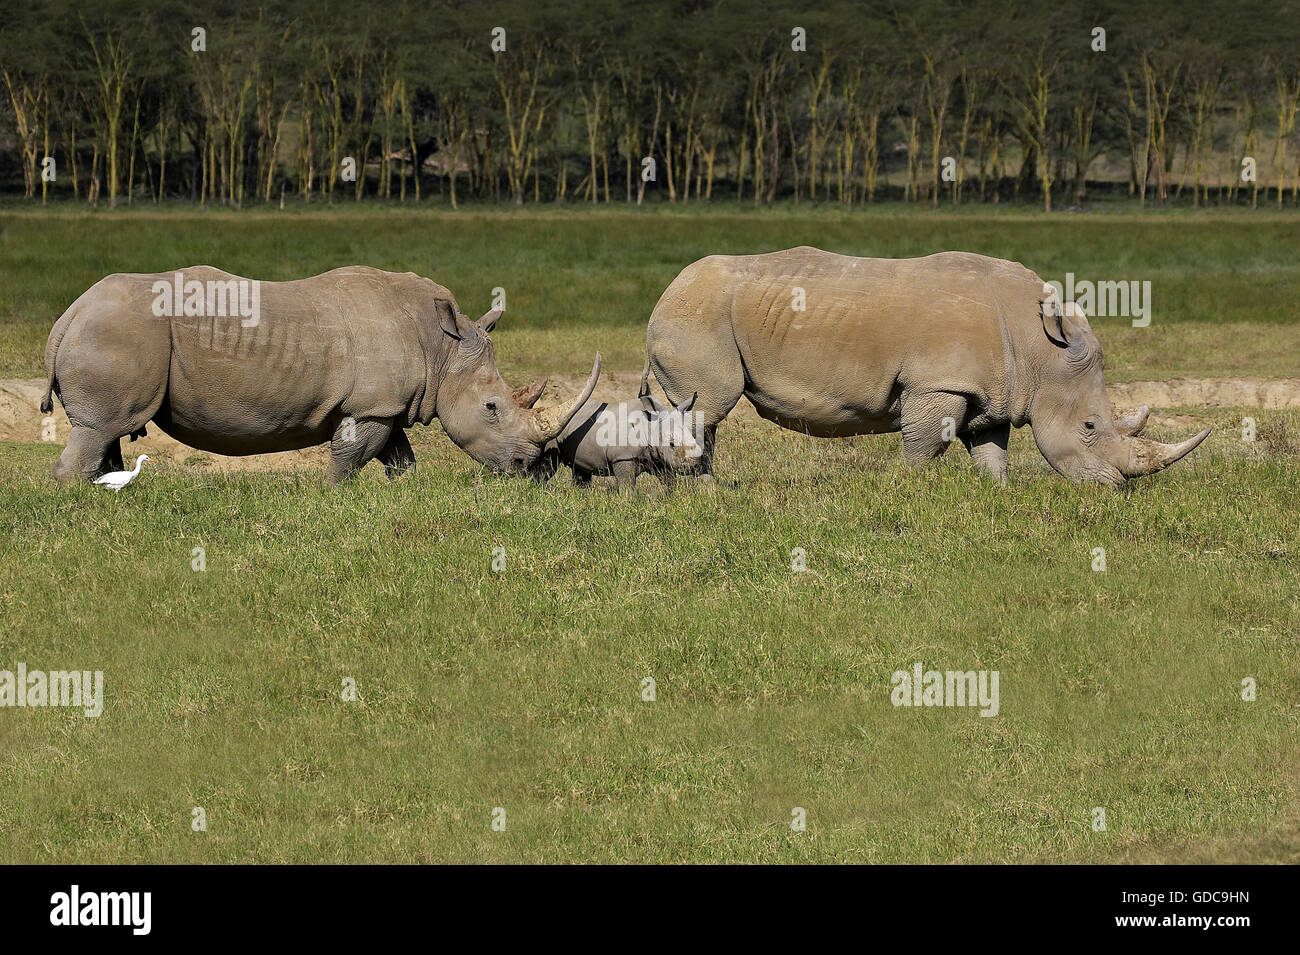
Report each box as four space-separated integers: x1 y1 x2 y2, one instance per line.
42 266 599 482
644 247 1208 486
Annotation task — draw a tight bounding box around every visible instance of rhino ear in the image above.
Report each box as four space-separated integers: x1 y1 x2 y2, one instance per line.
477 308 503 333
1039 284 1070 347
1063 300 1093 333
437 301 474 340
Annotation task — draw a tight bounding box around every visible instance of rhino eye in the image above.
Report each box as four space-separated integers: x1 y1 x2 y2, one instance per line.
1084 420 1096 430
485 401 498 413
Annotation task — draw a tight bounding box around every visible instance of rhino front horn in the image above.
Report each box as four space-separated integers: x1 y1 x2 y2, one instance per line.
1120 428 1211 478
531 353 601 443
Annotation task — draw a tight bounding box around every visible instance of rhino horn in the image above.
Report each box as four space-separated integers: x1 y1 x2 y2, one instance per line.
1119 428 1211 478
530 353 601 443
1114 404 1150 436
511 378 548 409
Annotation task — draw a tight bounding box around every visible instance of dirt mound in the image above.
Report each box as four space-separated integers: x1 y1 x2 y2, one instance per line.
1108 377 1300 410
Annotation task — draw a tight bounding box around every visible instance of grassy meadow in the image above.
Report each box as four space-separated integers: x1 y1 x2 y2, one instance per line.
0 204 1297 863
2 203 1299 382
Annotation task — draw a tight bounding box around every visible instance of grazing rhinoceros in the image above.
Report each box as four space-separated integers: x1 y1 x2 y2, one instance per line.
644 247 1209 486
530 391 700 491
42 266 600 483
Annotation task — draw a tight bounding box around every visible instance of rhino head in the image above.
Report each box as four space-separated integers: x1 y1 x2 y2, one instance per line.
434 306 600 473
1027 289 1209 487
643 392 702 470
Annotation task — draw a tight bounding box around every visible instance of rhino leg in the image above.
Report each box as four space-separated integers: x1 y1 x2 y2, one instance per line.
646 334 743 481
53 427 119 483
105 438 125 473
694 427 721 485
961 423 1010 484
900 392 967 465
378 428 416 479
328 417 395 484
611 459 639 493
529 449 560 485
50 298 168 480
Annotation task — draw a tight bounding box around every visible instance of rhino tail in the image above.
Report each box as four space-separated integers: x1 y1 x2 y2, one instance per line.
40 320 66 415
638 358 652 398
41 300 83 416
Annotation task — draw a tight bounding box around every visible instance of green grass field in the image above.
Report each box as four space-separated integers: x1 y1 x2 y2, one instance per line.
0 204 1297 863
2 203 1299 381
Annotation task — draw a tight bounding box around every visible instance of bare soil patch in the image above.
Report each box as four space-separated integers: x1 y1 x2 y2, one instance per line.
1108 378 1300 410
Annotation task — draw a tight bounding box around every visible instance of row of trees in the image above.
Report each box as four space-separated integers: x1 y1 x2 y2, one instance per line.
2 0 1299 210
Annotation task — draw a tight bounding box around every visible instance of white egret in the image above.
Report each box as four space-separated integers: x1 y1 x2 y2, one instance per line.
94 454 149 492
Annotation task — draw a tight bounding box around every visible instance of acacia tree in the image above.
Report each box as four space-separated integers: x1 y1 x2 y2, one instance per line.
1271 58 1300 206
571 45 606 204
494 36 551 206
1 69 48 199
920 47 955 208
1181 49 1222 207
1138 49 1182 207
804 47 834 202
252 14 297 203
1014 44 1058 212
3 0 1296 211
836 57 863 204
82 23 133 207
950 63 983 204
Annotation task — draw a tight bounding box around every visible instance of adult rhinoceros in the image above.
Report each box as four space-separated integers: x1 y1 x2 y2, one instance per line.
644 247 1208 486
42 265 599 482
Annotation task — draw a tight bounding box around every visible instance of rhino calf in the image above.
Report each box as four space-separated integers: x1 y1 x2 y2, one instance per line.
41 266 599 483
645 247 1209 487
532 390 700 491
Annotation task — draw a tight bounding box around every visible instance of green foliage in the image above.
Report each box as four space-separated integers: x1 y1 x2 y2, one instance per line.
2 0 1298 207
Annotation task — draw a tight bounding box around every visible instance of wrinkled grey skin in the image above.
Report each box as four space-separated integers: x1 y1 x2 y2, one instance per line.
42 266 600 483
530 392 699 491
645 247 1210 486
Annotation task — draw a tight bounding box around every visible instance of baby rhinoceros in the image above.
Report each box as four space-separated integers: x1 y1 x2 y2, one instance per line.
533 389 701 491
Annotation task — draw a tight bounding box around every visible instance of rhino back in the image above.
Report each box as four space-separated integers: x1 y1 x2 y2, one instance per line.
724 247 1037 430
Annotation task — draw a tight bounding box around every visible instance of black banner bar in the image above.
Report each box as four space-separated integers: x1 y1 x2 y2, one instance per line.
0 864 1283 942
